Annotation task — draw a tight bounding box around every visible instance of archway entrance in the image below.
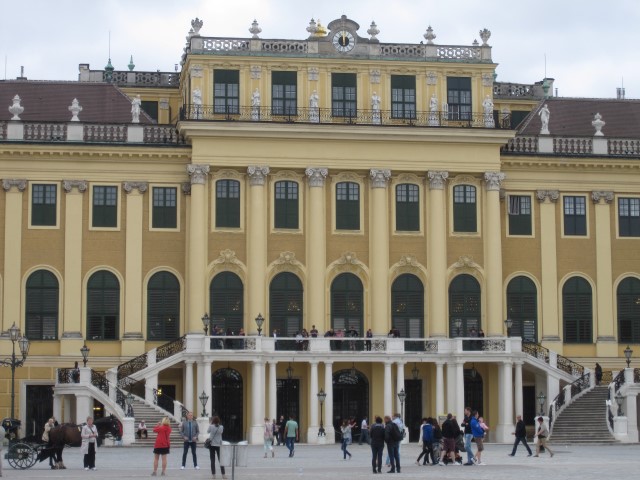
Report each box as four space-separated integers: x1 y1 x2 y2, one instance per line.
332 369 369 443
464 368 484 416
212 368 243 442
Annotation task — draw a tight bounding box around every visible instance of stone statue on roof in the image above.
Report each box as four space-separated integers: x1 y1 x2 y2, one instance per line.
131 95 142 124
538 104 550 135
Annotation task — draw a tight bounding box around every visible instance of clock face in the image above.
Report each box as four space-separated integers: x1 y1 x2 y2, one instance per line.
332 30 355 52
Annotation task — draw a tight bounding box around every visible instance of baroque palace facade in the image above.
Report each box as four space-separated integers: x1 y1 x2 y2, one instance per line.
1 16 639 444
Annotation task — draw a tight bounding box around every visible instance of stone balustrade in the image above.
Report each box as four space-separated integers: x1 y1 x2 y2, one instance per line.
504 134 640 157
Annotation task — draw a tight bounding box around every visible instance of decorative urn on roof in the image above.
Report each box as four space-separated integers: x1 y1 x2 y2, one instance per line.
592 112 606 136
68 98 83 122
8 94 24 120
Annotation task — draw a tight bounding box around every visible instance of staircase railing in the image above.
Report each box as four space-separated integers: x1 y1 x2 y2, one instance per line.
153 388 188 420
549 371 591 432
557 354 585 377
522 341 550 364
116 335 187 388
613 369 625 393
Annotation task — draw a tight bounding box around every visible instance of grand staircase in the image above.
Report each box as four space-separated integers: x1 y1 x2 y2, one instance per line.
550 385 617 444
127 398 185 447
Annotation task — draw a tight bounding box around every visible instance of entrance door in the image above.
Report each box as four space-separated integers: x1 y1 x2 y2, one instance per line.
332 369 369 443
211 368 243 442
276 379 300 426
404 379 422 441
464 369 483 415
25 385 53 439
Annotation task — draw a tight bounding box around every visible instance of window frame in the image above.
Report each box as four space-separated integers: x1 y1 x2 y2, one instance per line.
447 77 472 121
86 270 121 341
214 69 240 115
271 71 298 117
451 183 479 234
25 269 60 340
211 170 244 232
562 194 588 237
29 183 59 229
506 193 534 237
149 185 180 231
90 184 120 230
274 180 300 230
331 73 357 119
394 183 421 233
617 196 640 238
390 75 417 120
215 179 241 229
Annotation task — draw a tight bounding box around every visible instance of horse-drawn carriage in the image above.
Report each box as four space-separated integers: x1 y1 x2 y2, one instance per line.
2 418 45 469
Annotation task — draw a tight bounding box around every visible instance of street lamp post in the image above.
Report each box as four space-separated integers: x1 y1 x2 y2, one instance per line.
255 313 264 336
624 345 633 368
201 313 210 335
125 392 134 417
199 390 209 418
1 323 30 419
504 318 513 337
454 318 462 337
537 391 546 416
317 388 326 436
615 391 624 417
80 343 90 367
397 388 406 424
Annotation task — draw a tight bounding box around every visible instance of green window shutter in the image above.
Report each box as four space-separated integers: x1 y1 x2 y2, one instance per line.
25 270 59 340
396 184 419 231
216 180 240 228
391 274 424 337
32 184 57 226
272 71 297 116
508 195 532 235
214 69 240 114
92 186 118 227
87 271 120 340
453 185 476 232
152 187 177 229
275 181 299 229
331 73 357 118
506 276 538 342
147 272 180 340
448 274 481 337
330 273 364 334
391 75 416 119
336 182 359 230
562 277 592 343
270 273 303 336
210 272 244 334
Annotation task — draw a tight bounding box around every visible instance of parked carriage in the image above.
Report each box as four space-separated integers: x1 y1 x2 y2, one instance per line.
2 418 45 469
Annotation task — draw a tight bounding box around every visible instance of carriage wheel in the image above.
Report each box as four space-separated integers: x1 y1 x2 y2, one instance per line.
7 442 37 469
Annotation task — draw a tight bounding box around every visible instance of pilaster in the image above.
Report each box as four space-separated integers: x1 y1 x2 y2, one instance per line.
435 361 445 416
249 360 265 443
323 361 335 439
496 361 514 442
370 169 391 334
307 361 320 441
2 180 26 333
427 171 448 337
483 172 505 336
383 361 393 418
247 166 269 331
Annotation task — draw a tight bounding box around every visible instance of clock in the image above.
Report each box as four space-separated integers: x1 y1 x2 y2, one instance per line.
332 30 355 52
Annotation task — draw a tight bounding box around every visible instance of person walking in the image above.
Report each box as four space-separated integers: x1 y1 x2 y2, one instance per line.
595 363 603 385
152 417 172 476
208 416 227 479
509 415 532 456
359 416 370 445
470 410 486 465
440 413 461 466
534 416 554 458
263 417 274 458
384 415 402 473
461 407 474 465
416 418 434 465
81 416 98 471
278 415 287 446
180 411 200 470
284 414 299 457
369 416 385 474
340 419 353 460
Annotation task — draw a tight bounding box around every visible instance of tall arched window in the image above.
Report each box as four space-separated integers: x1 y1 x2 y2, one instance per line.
25 270 59 340
331 273 363 335
147 271 180 340
562 276 593 343
210 272 244 334
449 274 481 337
617 277 640 343
507 276 538 342
391 274 424 337
270 272 303 336
87 270 120 340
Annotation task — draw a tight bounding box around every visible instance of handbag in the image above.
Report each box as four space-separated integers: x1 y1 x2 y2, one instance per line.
204 438 212 449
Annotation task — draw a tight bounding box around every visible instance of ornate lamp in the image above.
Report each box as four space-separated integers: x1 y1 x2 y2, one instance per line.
317 388 327 436
397 388 406 423
615 391 624 416
286 362 294 380
18 335 30 360
350 362 357 379
411 363 420 380
9 322 20 342
537 391 546 416
201 313 210 335
624 345 633 368
125 392 134 417
199 390 209 418
255 313 264 336
1 322 29 419
80 343 90 367
504 318 513 337
454 318 462 337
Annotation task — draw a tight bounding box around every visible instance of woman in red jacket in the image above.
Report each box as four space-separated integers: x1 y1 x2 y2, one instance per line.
152 417 172 476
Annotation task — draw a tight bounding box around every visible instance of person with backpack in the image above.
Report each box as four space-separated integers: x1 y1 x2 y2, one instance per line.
416 418 434 465
460 407 474 465
369 416 386 474
470 410 487 465
440 413 461 466
384 415 402 473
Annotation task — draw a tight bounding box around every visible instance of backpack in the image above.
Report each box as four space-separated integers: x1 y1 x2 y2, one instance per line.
390 422 403 442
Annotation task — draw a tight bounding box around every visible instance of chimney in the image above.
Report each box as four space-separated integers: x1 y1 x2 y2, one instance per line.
617 87 626 100
16 65 27 80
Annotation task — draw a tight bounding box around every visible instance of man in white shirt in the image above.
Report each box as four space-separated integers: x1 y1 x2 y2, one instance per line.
359 417 370 445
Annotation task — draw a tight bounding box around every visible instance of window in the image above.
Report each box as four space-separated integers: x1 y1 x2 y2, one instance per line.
564 196 587 236
152 187 177 229
25 270 59 340
331 273 363 335
210 272 244 334
617 277 640 343
141 101 158 122
147 272 180 340
274 181 299 229
391 75 416 119
562 277 592 343
391 274 424 338
336 182 360 230
92 186 118 228
447 77 472 120
272 71 297 116
396 184 419 231
31 184 57 226
508 195 532 235
507 276 538 342
619 197 640 237
270 272 303 336
87 271 120 340
215 180 240 228
453 185 477 232
448 274 481 337
332 73 357 118
214 69 239 114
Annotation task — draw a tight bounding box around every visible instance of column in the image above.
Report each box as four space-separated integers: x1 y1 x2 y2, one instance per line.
446 362 456 414
455 361 465 418
247 166 269 330
63 396 71 423
496 361 514 442
203 361 212 417
324 362 335 439
427 172 449 337
305 168 328 333
537 190 561 350
250 360 265 443
61 181 86 346
195 361 204 415
435 361 445 416
308 361 320 440
514 361 523 417
483 172 506 336
2 180 25 333
187 165 210 333
184 361 194 413
53 395 62 422
370 169 391 334
268 361 277 421
396 362 405 415
592 191 617 356
75 394 92 424
384 361 393 416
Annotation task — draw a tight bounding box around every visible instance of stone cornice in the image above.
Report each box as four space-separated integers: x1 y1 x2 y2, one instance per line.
502 156 640 171
0 145 190 161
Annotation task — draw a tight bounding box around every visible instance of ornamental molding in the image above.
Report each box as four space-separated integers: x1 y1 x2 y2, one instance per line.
427 171 449 190
62 180 88 193
212 169 244 181
370 169 391 188
308 67 319 81
268 251 306 277
190 64 203 78
370 69 381 84
484 171 505 191
187 164 210 184
332 172 363 184
452 174 477 185
2 179 27 192
182 182 191 195
329 251 369 278
397 254 419 267
536 189 560 203
305 167 329 187
270 170 302 181
122 181 148 194
426 71 437 85
391 254 428 280
394 173 421 184
213 249 243 267
159 98 169 110
250 65 262 79
482 73 493 87
452 255 480 271
591 190 614 204
247 165 270 186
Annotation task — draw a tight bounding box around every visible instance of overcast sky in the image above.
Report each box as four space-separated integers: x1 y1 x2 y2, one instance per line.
2 0 639 99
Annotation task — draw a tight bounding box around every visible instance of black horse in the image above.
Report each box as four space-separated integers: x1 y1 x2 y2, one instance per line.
36 415 121 469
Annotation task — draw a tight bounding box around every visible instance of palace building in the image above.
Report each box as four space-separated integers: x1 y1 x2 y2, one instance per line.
1 16 638 445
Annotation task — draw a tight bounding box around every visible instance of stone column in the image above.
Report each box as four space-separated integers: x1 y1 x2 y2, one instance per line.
484 172 505 336
396 361 405 415
305 168 328 333
308 361 320 440
53 394 62 422
268 361 277 421
514 361 523 417
537 190 561 350
324 362 335 439
455 361 465 418
195 361 204 415
435 361 445 416
247 166 269 329
76 394 92 424
184 361 194 414
446 362 456 414
203 361 212 417
592 191 616 356
370 169 391 334
187 165 210 333
2 180 25 333
496 361 514 442
250 360 265 443
427 172 449 337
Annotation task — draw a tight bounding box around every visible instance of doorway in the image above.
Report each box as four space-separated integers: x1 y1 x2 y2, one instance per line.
332 369 369 442
211 368 244 442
